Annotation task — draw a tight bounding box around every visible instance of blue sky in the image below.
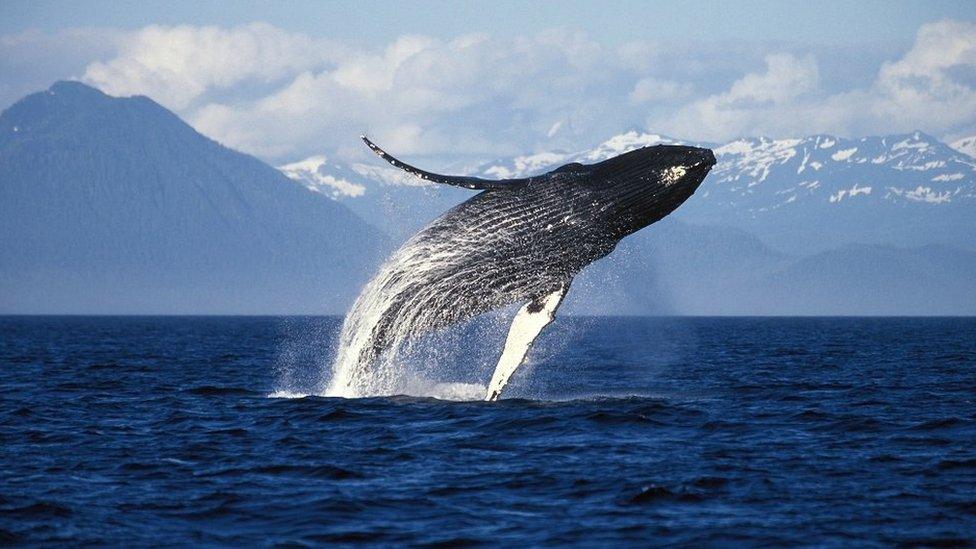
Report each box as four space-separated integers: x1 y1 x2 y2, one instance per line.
3 0 973 46
2 0 975 161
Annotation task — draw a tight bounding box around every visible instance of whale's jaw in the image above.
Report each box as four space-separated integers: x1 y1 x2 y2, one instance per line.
591 145 715 238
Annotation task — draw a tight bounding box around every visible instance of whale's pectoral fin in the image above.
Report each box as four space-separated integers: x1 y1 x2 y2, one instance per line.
485 283 570 401
361 135 531 191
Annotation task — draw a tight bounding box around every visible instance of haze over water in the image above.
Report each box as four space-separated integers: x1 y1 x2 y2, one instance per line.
2 316 974 545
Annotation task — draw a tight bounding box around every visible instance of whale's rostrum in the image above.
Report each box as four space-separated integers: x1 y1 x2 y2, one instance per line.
326 136 716 400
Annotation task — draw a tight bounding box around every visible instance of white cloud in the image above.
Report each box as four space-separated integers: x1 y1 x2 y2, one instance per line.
180 29 630 159
654 20 976 142
657 53 820 141
629 77 693 104
83 23 345 109
726 53 819 104
867 19 976 134
2 19 972 161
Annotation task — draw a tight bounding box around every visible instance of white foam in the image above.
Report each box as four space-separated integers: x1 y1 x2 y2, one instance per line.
267 390 313 399
405 381 487 401
324 224 518 398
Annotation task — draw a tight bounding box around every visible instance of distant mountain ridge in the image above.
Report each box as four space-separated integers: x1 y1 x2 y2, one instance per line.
0 81 388 314
279 128 976 314
278 153 472 240
284 129 976 209
476 130 976 206
283 129 976 254
565 220 976 316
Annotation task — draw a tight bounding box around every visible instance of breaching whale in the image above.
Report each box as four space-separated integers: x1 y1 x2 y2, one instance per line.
328 136 715 401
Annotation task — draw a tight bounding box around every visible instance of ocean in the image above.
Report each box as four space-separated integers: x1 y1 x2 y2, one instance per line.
1 316 974 545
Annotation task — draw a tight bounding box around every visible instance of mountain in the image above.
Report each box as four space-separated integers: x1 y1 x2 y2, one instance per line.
755 243 976 315
563 220 976 316
0 81 388 314
285 129 976 253
476 130 976 254
475 130 976 207
280 129 976 314
278 154 470 240
680 132 976 253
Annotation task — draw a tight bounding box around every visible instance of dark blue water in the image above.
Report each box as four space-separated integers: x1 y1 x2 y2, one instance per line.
2 316 975 545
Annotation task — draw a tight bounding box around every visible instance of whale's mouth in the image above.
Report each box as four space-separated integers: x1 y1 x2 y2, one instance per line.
673 149 715 182
680 147 716 171
687 155 716 182
661 154 714 187
700 148 717 167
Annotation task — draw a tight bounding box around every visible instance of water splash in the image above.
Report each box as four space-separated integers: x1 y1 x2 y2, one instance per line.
323 226 516 398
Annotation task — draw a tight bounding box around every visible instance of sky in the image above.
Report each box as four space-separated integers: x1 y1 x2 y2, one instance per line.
2 0 975 163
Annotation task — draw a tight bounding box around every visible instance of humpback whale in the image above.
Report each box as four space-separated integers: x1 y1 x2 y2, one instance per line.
328 136 715 400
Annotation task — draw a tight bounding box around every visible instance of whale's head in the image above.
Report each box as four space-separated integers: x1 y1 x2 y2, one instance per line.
587 144 715 238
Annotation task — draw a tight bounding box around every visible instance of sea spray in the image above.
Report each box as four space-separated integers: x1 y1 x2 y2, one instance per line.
272 316 342 398
323 223 517 397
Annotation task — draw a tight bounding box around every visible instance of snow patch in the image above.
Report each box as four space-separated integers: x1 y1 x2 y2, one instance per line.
829 183 872 203
513 152 569 174
715 139 755 156
583 131 674 162
713 138 800 184
950 136 976 159
797 153 810 174
278 156 366 199
892 138 930 152
889 185 952 204
831 148 857 161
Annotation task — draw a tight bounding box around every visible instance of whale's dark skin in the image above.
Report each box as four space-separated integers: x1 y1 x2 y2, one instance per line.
340 137 715 396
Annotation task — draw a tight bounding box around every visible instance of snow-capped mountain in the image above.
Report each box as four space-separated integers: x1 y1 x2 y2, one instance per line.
278 153 471 239
277 139 976 313
281 129 976 253
708 132 975 207
477 130 976 209
678 131 976 252
479 131 689 179
278 154 443 199
279 156 367 199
